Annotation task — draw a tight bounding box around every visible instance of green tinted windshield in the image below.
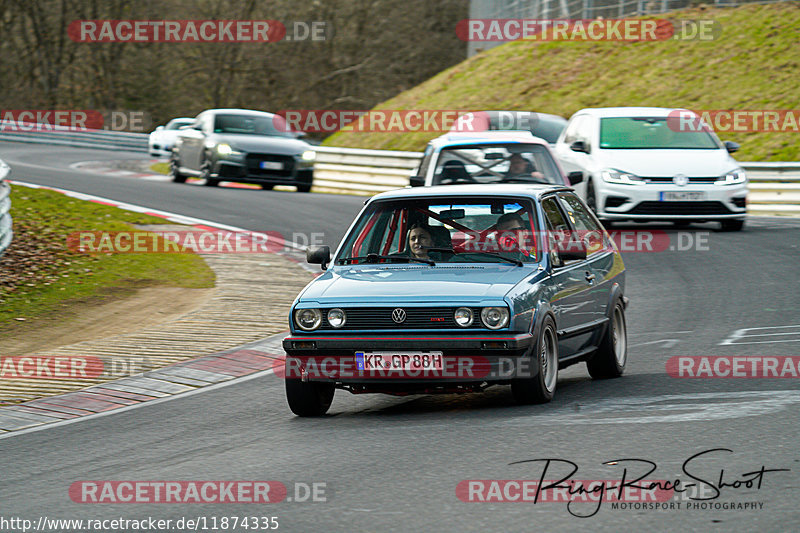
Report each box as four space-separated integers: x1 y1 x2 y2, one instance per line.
599 117 719 149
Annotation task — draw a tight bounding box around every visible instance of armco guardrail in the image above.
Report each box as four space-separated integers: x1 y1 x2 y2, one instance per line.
0 121 148 153
0 159 13 258
0 124 797 215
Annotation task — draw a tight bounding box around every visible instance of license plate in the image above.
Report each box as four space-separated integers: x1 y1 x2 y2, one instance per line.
660 191 706 201
259 161 283 170
355 351 443 371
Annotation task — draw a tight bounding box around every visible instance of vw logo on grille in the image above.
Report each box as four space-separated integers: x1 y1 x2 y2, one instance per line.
673 174 689 187
391 308 407 323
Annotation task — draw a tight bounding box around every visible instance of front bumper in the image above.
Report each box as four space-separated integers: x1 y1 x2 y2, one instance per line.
213 156 313 186
282 333 536 385
597 181 748 220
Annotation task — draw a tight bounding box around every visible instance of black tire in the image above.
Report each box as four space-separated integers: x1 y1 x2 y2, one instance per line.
261 184 275 190
297 184 312 193
285 378 334 417
511 315 558 404
586 179 598 215
720 219 745 232
587 299 627 379
169 158 187 183
200 157 219 187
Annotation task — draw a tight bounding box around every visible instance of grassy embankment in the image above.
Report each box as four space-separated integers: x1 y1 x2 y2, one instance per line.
325 3 800 161
0 186 214 334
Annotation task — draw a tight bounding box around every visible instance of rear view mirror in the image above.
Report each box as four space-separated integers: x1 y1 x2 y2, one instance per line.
307 246 331 270
724 141 740 153
557 238 587 262
567 171 584 185
570 140 590 154
439 209 465 220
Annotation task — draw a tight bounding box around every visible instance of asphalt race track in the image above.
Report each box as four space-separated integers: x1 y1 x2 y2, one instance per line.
1 141 799 531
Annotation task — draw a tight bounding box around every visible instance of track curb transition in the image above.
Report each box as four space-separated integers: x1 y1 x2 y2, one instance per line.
1 181 308 433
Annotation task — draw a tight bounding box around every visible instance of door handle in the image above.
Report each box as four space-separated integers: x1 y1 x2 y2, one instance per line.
585 271 596 283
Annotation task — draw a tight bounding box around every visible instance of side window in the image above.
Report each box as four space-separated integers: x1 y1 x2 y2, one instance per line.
574 116 593 146
416 145 434 178
557 193 610 255
541 196 571 267
562 118 581 145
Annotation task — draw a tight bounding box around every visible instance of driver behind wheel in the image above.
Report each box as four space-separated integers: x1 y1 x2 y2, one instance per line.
496 212 535 258
505 154 545 181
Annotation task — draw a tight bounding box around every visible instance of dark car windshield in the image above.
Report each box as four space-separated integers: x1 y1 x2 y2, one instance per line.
336 196 541 265
483 112 567 143
599 117 720 149
433 143 563 186
166 119 192 130
213 114 294 137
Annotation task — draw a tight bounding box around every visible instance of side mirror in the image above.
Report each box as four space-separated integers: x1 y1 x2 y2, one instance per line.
724 141 740 154
307 246 330 270
567 171 584 185
409 174 425 187
155 125 164 132
557 238 587 262
570 140 590 154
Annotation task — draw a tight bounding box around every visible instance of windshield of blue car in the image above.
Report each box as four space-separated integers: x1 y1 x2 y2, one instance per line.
432 143 562 185
599 117 720 149
335 197 541 265
213 114 295 137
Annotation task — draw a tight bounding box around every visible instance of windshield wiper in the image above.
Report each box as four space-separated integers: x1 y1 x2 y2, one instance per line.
337 254 435 266
435 248 523 266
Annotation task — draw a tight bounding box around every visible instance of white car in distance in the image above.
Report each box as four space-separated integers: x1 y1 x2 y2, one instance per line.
148 117 194 158
553 107 747 230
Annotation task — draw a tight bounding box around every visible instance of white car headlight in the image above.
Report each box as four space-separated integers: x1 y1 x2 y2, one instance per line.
295 308 322 331
454 307 474 327
327 308 346 328
601 168 645 185
217 143 233 156
717 168 746 185
301 150 316 162
481 307 509 330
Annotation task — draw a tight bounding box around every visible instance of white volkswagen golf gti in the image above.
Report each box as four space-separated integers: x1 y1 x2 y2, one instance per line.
553 107 747 230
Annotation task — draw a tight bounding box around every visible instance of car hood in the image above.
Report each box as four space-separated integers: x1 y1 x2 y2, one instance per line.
595 148 737 177
213 134 309 155
298 264 539 305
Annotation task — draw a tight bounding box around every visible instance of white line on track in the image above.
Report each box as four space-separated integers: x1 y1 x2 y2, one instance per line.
0 368 276 441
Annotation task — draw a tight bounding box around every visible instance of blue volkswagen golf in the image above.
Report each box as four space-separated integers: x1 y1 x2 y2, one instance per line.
283 185 628 416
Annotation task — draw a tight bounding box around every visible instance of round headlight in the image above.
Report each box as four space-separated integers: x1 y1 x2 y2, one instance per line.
481 307 509 330
301 150 316 161
454 307 474 327
295 308 322 331
217 143 233 155
327 308 346 328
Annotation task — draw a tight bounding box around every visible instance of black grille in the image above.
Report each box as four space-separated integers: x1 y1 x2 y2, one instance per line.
732 197 747 208
629 201 733 215
605 196 628 208
643 177 719 183
320 307 484 330
245 153 295 177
